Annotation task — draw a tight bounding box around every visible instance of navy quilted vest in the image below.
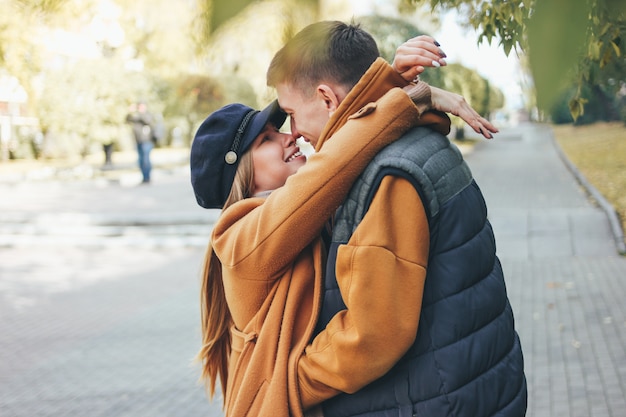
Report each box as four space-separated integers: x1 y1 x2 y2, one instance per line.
314 127 527 417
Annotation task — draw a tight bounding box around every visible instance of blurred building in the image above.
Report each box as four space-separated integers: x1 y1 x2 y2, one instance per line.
0 73 38 161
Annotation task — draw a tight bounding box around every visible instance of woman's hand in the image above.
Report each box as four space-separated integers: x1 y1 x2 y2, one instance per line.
430 86 498 139
392 35 447 82
394 35 497 139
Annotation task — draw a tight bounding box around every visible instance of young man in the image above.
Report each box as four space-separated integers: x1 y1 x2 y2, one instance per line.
267 21 527 416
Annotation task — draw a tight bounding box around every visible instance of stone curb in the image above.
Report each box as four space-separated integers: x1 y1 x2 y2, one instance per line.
549 128 626 255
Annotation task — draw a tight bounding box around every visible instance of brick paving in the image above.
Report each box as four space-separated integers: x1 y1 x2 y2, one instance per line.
0 160 225 416
0 245 225 416
466 123 626 417
0 123 625 416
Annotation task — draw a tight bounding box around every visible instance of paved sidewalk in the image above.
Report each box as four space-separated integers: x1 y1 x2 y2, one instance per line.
465 123 626 417
0 151 220 248
0 155 225 416
0 123 625 416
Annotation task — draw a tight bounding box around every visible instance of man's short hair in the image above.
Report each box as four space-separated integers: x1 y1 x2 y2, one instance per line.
267 20 379 96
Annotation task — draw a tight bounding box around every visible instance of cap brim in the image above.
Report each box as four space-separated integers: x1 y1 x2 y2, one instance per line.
240 100 287 154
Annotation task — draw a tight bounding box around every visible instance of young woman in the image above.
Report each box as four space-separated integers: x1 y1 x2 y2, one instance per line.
191 38 497 417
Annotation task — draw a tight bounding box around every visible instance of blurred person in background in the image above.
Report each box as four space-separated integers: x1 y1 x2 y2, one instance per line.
126 101 155 184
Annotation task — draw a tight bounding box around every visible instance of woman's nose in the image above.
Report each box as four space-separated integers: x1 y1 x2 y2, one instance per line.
282 132 296 147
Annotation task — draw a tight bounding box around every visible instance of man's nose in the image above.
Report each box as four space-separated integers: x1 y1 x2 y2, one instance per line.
290 118 300 140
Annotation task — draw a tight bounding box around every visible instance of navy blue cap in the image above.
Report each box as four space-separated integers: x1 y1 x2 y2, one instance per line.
190 100 286 209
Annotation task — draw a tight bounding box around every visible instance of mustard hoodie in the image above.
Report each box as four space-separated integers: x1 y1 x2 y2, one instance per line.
210 58 450 417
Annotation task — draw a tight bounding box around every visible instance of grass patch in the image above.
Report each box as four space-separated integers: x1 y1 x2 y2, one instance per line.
551 122 626 241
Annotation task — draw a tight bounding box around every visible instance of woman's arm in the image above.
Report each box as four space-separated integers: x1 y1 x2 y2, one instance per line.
393 35 498 139
405 83 498 139
212 89 422 279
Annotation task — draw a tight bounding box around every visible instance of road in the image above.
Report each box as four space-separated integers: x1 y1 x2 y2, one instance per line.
1 123 625 417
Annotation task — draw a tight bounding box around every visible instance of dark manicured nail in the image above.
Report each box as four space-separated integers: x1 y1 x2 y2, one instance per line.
434 40 441 46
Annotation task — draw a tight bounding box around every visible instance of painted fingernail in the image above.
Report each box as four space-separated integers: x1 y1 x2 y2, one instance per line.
438 48 447 58
434 40 441 46
432 60 441 68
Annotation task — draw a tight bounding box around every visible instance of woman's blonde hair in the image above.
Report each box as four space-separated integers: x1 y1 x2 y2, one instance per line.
196 150 255 402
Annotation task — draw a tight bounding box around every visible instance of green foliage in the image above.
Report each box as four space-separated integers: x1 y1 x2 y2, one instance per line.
357 15 425 63
489 83 505 112
166 73 258 146
408 0 626 121
551 89 582 125
0 1 47 111
208 0 258 34
527 0 589 112
402 0 530 55
117 0 197 80
171 75 224 119
14 0 70 14
197 0 317 106
0 0 206 159
37 58 154 158
568 97 589 123
551 83 621 125
440 63 501 118
360 14 503 124
195 0 318 50
357 14 446 87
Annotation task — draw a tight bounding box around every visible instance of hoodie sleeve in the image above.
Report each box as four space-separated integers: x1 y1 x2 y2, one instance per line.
211 89 421 281
403 80 432 115
297 176 429 409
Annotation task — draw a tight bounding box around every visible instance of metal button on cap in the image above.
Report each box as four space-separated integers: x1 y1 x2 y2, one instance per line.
225 151 238 164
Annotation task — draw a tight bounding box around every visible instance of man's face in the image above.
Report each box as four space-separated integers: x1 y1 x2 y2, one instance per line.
275 82 330 148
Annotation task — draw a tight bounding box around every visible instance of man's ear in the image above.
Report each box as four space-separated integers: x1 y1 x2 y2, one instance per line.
316 84 340 113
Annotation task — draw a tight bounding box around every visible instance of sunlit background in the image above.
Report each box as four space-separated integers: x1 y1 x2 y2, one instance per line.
0 0 528 164
1 3 626 416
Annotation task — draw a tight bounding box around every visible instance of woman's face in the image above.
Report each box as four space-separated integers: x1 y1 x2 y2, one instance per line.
250 123 306 194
